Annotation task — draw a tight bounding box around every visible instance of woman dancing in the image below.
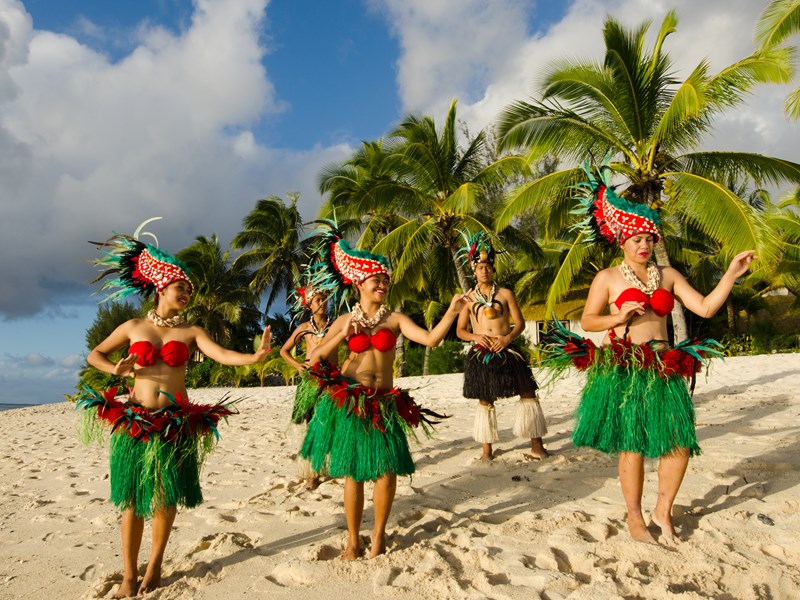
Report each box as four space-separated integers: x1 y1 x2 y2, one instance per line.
77 219 271 597
542 166 755 546
281 283 331 489
296 222 470 559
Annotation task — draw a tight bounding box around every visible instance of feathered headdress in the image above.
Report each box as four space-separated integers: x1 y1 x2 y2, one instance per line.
288 281 327 324
457 230 496 269
305 219 390 310
89 217 193 301
572 161 661 246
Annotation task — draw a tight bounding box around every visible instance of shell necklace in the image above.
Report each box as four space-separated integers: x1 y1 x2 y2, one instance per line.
309 315 329 338
619 261 660 295
147 309 185 328
351 303 388 329
474 282 498 319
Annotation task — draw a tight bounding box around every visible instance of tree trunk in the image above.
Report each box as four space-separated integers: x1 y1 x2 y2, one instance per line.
726 295 737 334
422 343 432 376
395 332 405 377
653 240 688 344
394 306 406 377
452 251 472 293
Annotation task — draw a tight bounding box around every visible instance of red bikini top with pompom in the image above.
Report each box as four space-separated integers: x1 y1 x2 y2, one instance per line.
129 340 190 367
613 288 675 317
347 329 397 353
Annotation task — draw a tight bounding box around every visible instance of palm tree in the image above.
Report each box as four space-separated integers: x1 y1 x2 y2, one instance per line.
231 194 310 312
177 234 261 347
319 100 535 296
495 10 800 341
756 0 800 120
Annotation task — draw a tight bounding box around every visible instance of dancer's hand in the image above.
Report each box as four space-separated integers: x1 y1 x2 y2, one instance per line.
253 325 272 362
492 334 512 352
113 354 138 377
616 301 645 324
726 250 757 279
449 290 474 313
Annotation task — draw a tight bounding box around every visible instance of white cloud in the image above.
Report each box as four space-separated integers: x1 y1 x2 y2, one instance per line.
380 0 800 165
0 0 350 318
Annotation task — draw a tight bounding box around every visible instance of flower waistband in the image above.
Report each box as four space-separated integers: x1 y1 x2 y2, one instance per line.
539 320 723 380
306 362 447 433
75 383 238 442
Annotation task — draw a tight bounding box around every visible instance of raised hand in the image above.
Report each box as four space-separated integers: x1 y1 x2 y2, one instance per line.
253 325 272 362
113 353 139 377
450 289 474 313
726 250 757 279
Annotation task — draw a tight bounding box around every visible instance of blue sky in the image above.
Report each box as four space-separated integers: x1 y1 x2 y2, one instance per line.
0 0 797 405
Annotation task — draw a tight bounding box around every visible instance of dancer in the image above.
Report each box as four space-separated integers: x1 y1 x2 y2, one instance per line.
280 284 331 489
457 231 548 461
297 221 470 559
77 218 271 597
541 165 755 546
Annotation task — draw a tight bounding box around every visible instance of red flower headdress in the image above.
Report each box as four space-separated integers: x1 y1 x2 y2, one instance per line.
305 219 391 310
89 217 193 301
573 161 662 246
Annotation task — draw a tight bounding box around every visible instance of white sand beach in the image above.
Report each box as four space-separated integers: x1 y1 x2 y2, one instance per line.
1 353 799 600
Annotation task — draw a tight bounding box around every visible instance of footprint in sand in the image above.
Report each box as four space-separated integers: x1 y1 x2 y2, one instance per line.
78 564 97 581
267 561 319 587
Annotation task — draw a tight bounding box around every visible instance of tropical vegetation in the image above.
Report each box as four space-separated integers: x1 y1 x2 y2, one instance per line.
494 10 800 340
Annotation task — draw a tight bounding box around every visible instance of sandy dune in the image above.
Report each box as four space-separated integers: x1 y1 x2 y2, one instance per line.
1 354 799 599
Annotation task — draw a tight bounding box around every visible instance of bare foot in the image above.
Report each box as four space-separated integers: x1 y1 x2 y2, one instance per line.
651 513 681 548
137 564 162 595
304 476 320 490
341 543 361 560
369 534 386 559
529 439 550 459
112 577 138 599
627 516 658 545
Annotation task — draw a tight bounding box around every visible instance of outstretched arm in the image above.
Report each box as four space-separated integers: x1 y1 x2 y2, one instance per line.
195 325 272 366
672 250 756 318
400 292 472 347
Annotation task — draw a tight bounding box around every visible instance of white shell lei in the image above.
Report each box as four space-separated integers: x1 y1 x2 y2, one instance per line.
147 309 186 328
619 262 660 295
350 303 388 329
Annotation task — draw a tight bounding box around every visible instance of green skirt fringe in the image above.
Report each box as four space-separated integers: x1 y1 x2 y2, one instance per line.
298 364 427 481
109 431 203 517
76 385 236 517
573 366 701 458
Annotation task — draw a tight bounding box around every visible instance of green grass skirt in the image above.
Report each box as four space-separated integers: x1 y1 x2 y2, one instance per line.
298 365 420 481
76 385 235 517
573 366 701 458
109 431 203 517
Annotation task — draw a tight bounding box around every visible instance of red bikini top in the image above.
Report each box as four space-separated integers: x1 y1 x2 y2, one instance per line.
613 288 675 317
347 329 397 353
129 340 190 367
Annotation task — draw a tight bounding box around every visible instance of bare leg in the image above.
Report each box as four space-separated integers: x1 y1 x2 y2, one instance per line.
529 437 550 459
651 447 690 547
618 452 657 544
343 477 364 560
370 474 397 558
481 442 494 461
114 509 144 598
138 506 177 595
476 401 497 460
